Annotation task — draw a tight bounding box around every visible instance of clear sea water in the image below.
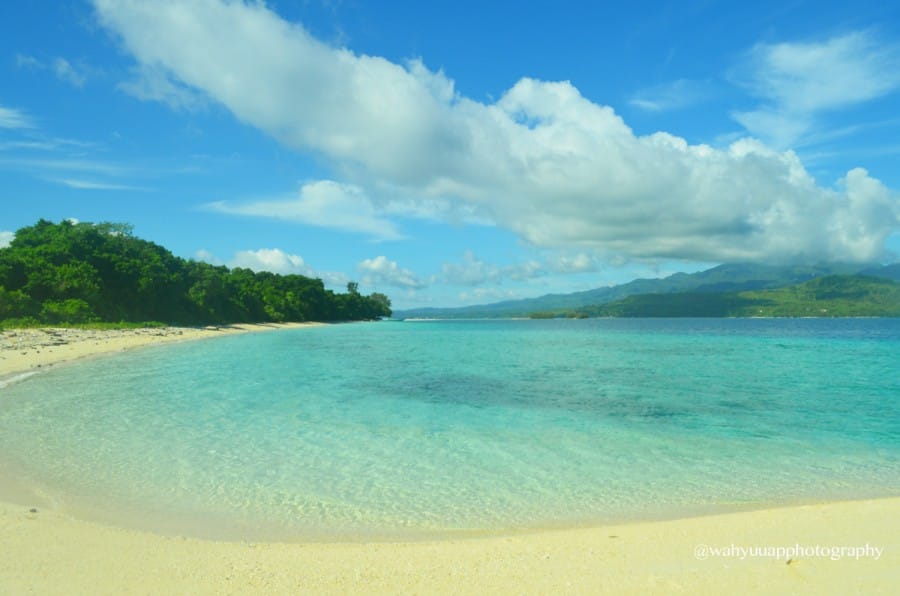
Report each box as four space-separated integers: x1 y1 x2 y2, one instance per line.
1 319 898 540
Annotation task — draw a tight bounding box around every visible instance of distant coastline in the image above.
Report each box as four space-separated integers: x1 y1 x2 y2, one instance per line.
396 264 900 319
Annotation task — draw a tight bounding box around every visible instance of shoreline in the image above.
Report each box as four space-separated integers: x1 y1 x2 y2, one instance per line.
1 324 898 592
1 496 896 594
0 322 323 382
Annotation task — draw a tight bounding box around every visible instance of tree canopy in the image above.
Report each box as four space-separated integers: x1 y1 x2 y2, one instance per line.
0 219 391 326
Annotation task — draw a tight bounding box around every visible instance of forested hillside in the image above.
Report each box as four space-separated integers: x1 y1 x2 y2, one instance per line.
577 275 900 318
0 219 391 326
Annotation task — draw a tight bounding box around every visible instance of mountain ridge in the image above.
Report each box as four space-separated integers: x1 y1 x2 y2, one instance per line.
395 262 900 319
582 274 900 318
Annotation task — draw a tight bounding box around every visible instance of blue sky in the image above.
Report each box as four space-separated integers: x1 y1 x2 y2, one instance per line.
2 0 900 309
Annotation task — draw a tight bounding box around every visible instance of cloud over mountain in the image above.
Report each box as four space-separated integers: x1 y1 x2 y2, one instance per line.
94 0 900 264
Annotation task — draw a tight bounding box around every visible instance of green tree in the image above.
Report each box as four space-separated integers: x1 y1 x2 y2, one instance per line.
0 219 394 326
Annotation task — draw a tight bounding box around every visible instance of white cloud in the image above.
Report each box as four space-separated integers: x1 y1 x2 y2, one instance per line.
94 2 900 264
0 105 34 129
439 251 501 286
0 137 97 153
53 178 145 190
732 31 900 147
53 58 87 87
0 157 130 176
15 54 92 88
629 79 712 112
0 140 58 151
231 248 314 276
357 256 425 289
196 247 350 288
15 53 43 69
207 180 403 241
438 251 599 287
381 198 494 226
0 155 151 193
0 231 14 248
119 65 206 111
549 253 597 274
193 249 222 265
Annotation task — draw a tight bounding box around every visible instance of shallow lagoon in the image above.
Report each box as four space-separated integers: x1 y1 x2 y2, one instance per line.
1 319 898 539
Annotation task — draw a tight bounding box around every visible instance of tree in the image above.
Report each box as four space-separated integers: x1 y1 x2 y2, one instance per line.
0 219 394 326
368 292 392 318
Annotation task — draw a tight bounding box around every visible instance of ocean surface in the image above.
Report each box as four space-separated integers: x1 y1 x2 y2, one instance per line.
1 318 898 540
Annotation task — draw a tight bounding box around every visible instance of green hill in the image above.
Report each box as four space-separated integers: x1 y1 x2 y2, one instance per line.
0 219 391 326
578 275 900 318
395 262 891 319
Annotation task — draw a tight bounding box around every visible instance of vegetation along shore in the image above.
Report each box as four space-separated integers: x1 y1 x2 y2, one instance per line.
0 219 391 328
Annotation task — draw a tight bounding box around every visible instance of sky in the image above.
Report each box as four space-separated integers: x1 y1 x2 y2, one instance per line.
2 0 900 309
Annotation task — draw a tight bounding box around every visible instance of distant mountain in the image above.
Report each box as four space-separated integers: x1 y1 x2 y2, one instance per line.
862 262 900 281
395 262 897 319
582 275 900 318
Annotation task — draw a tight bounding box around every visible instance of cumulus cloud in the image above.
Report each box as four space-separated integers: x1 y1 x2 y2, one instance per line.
732 31 900 148
0 105 34 129
357 256 425 289
0 231 14 248
94 1 900 263
231 248 315 276
197 247 350 288
207 180 403 241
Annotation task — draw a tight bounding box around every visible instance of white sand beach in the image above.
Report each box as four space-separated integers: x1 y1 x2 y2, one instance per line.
0 323 321 380
0 496 896 595
0 325 897 594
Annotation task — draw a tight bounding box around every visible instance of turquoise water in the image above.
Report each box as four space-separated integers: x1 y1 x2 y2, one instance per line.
0 319 898 540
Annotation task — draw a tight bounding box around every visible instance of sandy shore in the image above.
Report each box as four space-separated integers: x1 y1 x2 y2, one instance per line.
1 324 897 593
0 497 895 594
0 322 321 381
